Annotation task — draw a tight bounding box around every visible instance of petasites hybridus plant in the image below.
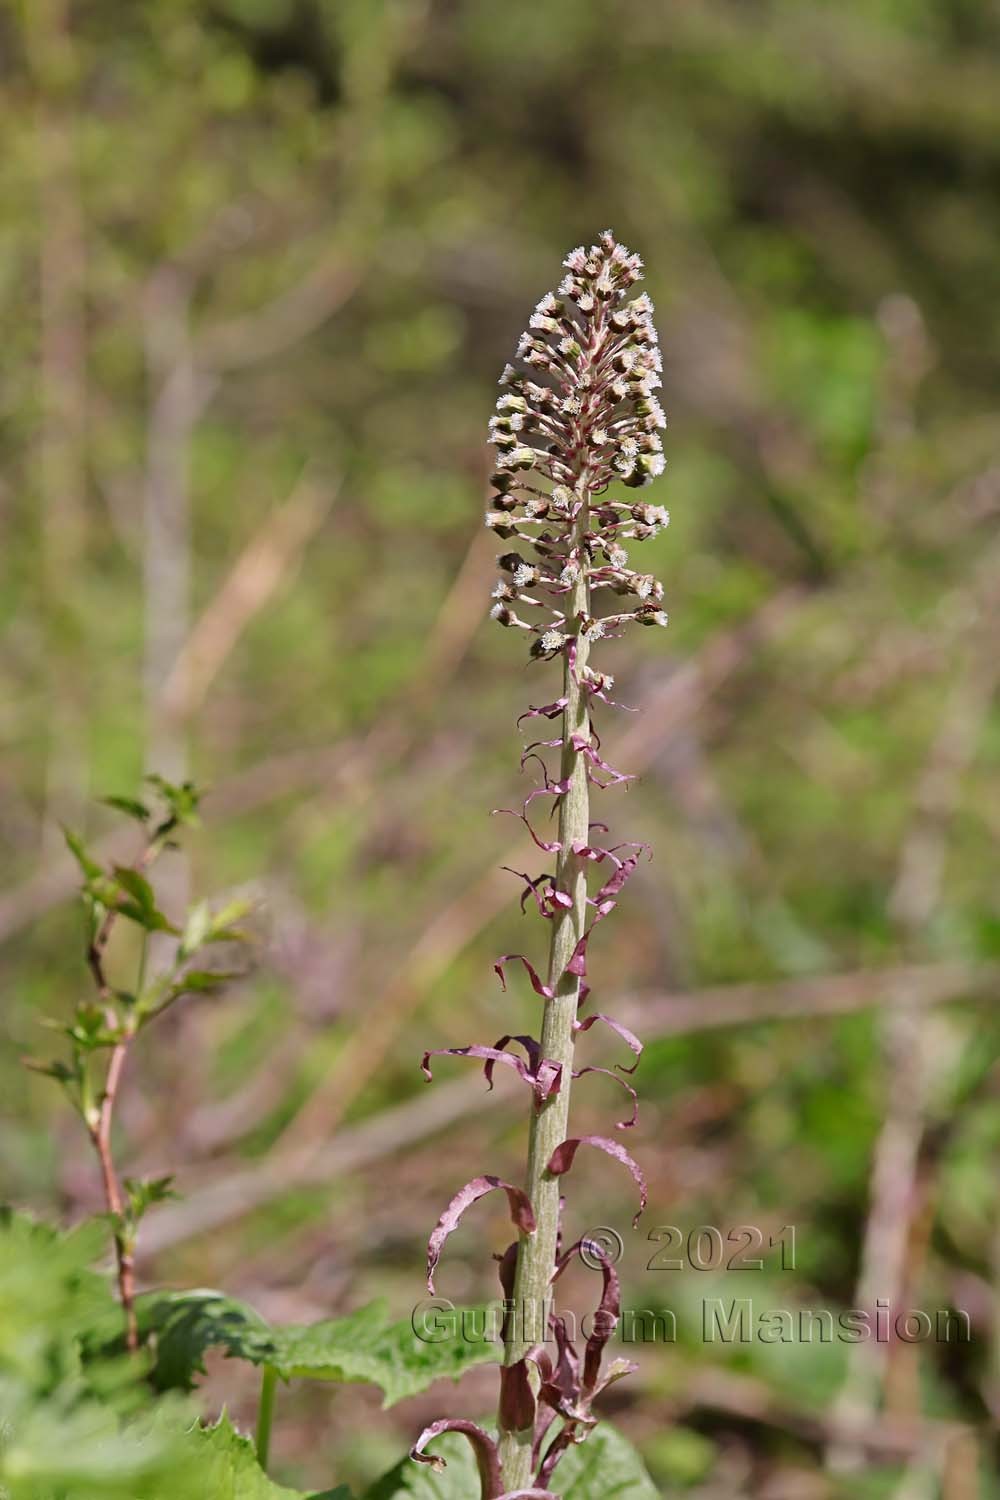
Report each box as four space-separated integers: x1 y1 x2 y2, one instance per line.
414 232 667 1495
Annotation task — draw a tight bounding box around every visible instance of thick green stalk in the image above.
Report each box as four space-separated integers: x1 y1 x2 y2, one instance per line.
497 515 591 1488
255 1364 278 1471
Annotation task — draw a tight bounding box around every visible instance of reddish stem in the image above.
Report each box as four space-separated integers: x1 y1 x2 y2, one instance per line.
83 834 159 1354
89 1038 138 1351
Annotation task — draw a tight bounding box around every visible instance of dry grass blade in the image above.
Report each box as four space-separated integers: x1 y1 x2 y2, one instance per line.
158 472 341 725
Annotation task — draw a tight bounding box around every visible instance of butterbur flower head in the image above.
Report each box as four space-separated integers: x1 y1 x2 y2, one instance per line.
417 235 666 1497
486 231 667 658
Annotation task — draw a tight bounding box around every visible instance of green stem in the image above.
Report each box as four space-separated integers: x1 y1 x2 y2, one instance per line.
497 511 591 1489
135 929 149 1001
255 1364 278 1471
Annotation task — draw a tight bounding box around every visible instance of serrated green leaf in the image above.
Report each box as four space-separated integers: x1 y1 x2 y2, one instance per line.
189 1414 352 1499
259 1301 501 1406
1 1403 348 1500
365 1422 657 1499
138 1290 500 1406
0 1379 199 1496
0 1216 356 1500
137 1289 272 1391
146 775 203 829
123 1175 177 1226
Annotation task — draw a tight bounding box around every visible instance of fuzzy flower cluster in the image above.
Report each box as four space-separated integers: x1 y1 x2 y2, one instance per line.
486 231 668 661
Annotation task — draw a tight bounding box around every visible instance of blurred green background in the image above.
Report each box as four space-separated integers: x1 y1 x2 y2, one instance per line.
2 0 1000 1493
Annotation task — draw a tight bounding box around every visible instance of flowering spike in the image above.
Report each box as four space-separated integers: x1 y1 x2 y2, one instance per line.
487 234 666 658
415 234 666 1495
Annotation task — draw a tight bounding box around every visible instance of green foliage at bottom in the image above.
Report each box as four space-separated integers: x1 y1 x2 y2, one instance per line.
0 1214 352 1500
187 1417 353 1500
138 1287 501 1406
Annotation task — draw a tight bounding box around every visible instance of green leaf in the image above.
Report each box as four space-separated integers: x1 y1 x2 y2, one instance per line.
63 827 102 881
138 1291 500 1407
180 899 212 957
66 1000 119 1050
137 1289 272 1391
0 1382 199 1497
1 1405 349 1500
111 865 178 934
123 1176 177 1226
101 795 152 823
23 1057 78 1084
181 896 254 960
112 866 156 912
145 774 203 829
136 970 243 1023
208 896 256 940
189 1414 352 1500
175 969 243 992
257 1301 501 1406
365 1422 658 1499
0 1218 347 1500
0 1211 115 1364
88 875 122 909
